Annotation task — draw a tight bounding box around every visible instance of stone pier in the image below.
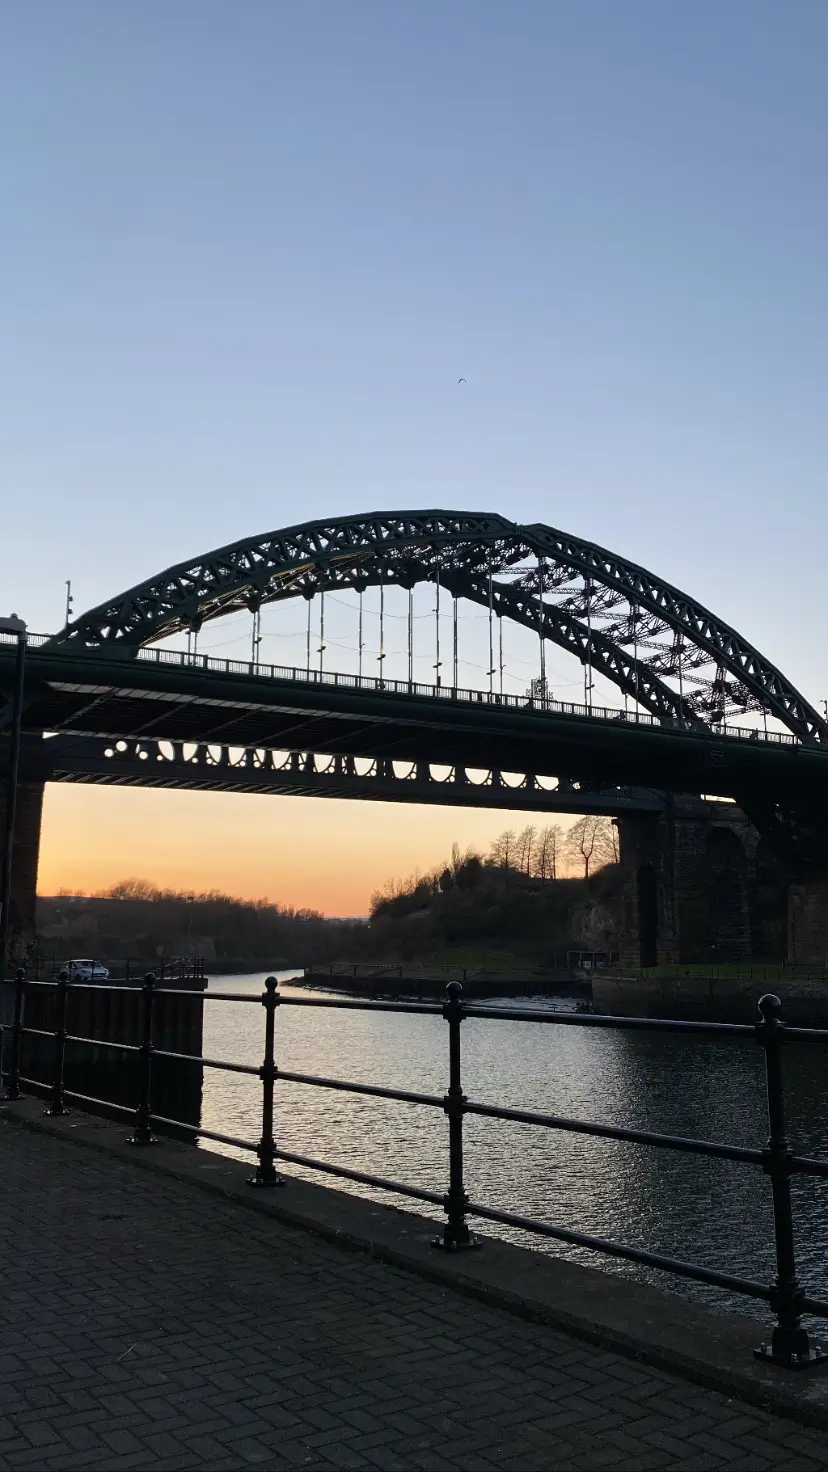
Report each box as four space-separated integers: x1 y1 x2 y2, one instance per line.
616 800 789 968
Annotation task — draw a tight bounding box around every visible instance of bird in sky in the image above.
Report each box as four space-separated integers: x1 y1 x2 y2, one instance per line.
457 377 466 384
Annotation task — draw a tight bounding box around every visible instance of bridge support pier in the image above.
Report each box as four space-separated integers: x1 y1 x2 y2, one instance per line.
617 801 761 968
788 876 828 966
0 778 44 976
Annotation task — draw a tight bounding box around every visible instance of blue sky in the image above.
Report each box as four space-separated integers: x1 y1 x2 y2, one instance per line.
4 2 828 901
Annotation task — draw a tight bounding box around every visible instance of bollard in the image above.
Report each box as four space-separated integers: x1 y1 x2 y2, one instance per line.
2 968 25 1101
434 981 477 1250
248 977 284 1187
128 972 156 1145
45 970 70 1116
754 994 825 1369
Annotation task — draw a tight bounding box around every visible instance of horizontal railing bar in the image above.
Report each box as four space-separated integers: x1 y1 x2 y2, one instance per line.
800 1295 828 1319
464 1005 757 1037
462 1100 765 1164
153 989 256 1001
17 1077 134 1116
18 1025 140 1053
55 982 140 994
277 1069 444 1107
13 981 828 1046
464 1201 773 1300
791 1154 828 1179
278 996 443 1015
152 1048 259 1076
149 1114 259 1153
65 1033 140 1054
271 1147 445 1205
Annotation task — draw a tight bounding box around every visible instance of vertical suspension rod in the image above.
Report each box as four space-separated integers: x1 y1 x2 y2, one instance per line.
538 559 546 698
488 572 494 695
585 577 593 710
378 575 385 685
318 590 326 675
434 571 441 686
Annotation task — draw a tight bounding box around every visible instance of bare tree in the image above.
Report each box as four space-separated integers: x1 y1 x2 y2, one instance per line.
601 819 620 865
489 828 517 869
514 825 537 875
565 816 619 877
535 824 562 879
565 816 602 878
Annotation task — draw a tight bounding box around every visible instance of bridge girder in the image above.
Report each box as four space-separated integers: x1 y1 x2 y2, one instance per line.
45 509 828 746
41 734 670 816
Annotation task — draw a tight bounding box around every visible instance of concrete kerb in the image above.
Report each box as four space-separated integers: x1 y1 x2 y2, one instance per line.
4 1095 828 1434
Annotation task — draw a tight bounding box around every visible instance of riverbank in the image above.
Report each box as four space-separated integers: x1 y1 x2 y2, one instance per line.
593 971 828 1025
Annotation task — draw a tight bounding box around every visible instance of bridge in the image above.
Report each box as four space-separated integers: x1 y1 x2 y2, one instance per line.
3 509 828 968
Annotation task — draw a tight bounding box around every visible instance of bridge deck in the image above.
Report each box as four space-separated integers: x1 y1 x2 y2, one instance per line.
1 1106 827 1469
4 641 828 809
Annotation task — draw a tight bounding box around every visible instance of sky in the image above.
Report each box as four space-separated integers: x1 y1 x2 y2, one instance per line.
4 1 828 911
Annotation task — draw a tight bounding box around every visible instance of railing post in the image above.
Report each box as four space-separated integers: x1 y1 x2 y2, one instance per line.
128 972 156 1145
2 968 25 1101
434 981 477 1250
754 993 824 1369
248 977 284 1188
45 970 70 1116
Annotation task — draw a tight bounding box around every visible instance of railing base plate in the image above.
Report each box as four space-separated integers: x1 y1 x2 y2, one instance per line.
431 1235 480 1252
754 1345 828 1371
246 1174 286 1189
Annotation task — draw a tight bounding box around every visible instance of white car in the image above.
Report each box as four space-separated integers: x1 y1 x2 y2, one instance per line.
63 959 110 982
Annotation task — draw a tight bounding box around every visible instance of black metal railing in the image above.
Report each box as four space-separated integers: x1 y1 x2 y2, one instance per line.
3 970 828 1371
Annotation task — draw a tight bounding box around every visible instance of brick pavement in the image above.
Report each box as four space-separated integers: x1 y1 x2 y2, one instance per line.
0 1119 824 1470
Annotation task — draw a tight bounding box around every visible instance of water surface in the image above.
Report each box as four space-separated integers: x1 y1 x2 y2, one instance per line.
200 972 828 1318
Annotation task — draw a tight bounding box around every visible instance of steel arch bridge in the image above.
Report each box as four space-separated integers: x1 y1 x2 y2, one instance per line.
3 509 828 864
48 509 828 745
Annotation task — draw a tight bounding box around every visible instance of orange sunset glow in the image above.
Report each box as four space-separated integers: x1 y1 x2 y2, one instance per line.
37 786 574 914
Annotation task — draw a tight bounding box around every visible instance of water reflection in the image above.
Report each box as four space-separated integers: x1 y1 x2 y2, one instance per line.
200 973 828 1316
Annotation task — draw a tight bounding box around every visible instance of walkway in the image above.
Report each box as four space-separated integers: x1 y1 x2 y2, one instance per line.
0 1116 826 1471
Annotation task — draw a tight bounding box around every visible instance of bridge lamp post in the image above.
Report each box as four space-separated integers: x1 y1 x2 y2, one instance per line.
0 615 27 994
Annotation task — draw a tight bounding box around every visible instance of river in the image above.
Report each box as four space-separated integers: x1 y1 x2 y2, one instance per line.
200 972 828 1319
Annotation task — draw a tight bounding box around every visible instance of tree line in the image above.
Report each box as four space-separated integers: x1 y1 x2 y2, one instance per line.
41 879 360 966
370 816 619 916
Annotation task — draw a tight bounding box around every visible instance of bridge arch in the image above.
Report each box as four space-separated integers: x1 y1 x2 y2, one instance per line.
47 509 827 745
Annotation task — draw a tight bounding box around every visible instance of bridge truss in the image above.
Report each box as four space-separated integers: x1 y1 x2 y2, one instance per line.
48 510 828 746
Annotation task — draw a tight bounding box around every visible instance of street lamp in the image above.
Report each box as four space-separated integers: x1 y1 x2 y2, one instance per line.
0 615 27 993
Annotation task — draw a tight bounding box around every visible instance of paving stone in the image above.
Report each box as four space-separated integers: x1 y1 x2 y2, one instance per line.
2 1121 828 1470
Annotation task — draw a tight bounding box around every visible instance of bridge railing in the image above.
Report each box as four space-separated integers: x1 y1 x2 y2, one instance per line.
0 632 802 747
3 972 828 1370
133 644 801 748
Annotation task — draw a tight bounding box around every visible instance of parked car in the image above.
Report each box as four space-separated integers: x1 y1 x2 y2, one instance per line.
62 959 110 982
